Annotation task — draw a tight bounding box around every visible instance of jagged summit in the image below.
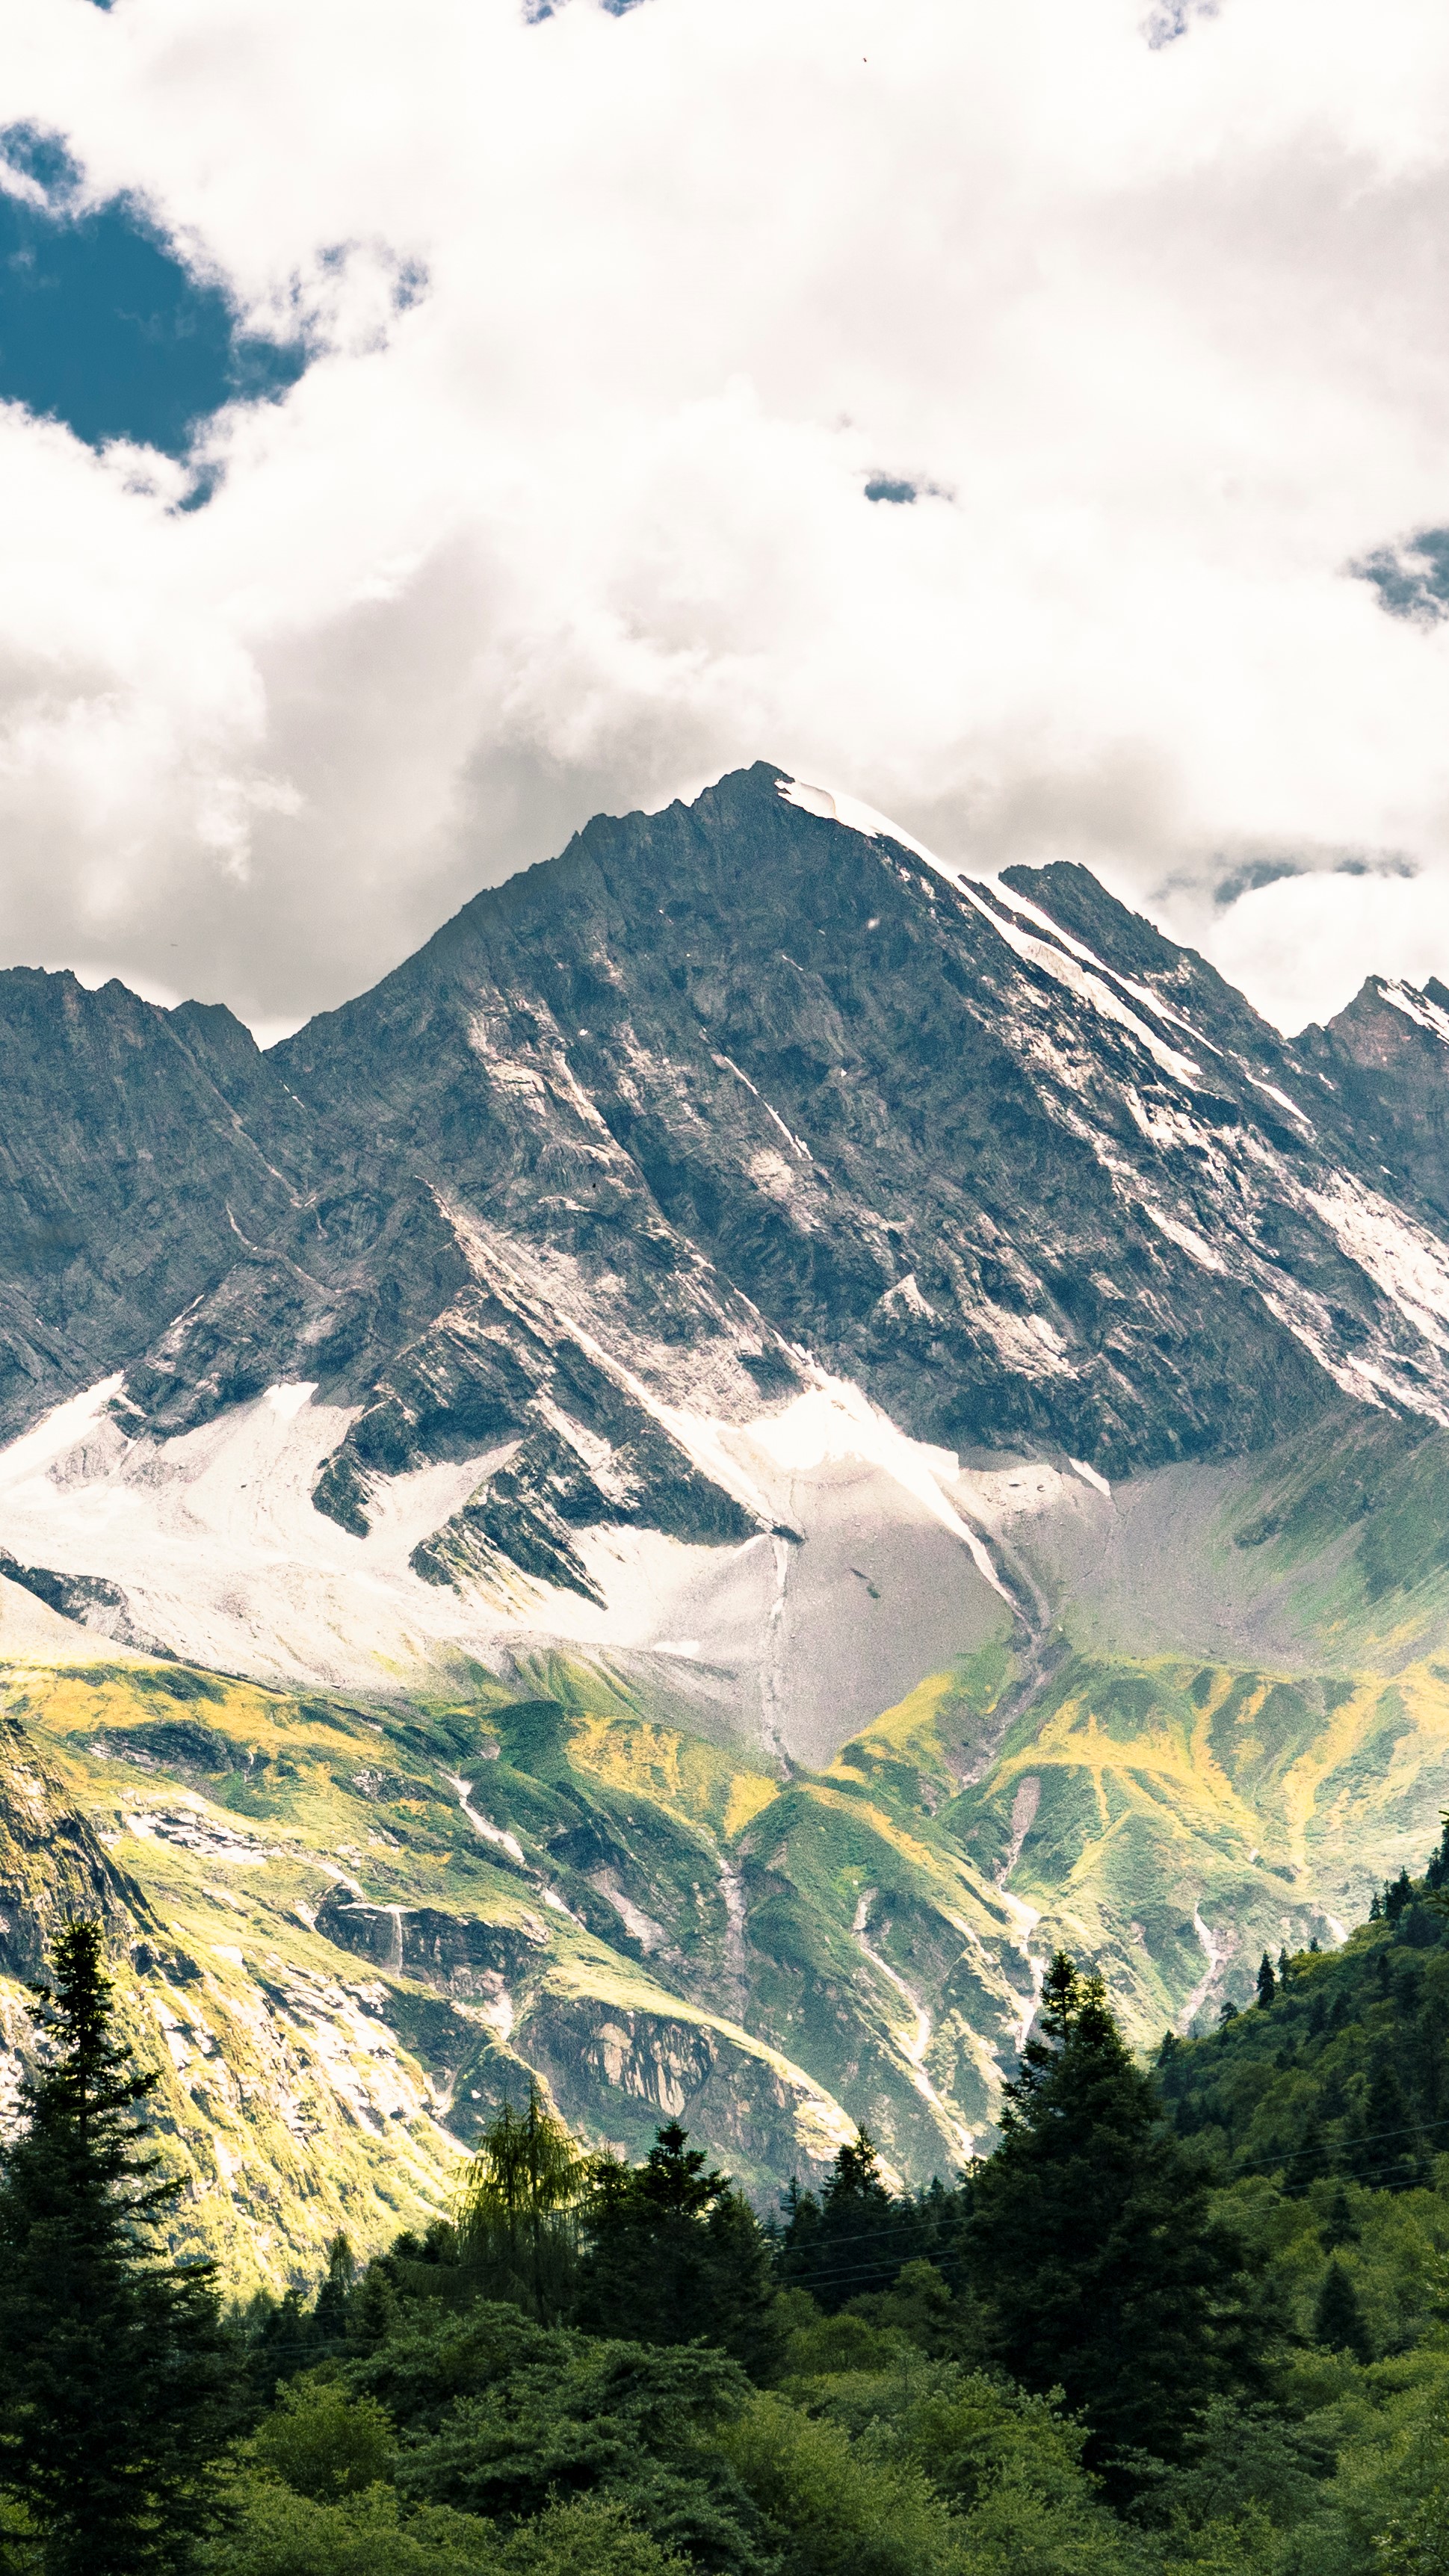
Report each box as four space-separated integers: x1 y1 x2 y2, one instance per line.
4 757 1449 1732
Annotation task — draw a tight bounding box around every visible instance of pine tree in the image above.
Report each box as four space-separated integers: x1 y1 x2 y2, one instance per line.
1425 1811 1449 1892
575 2122 782 2373
1256 1953 1276 2009
1312 2255 1371 2361
966 1950 1261 2486
0 1921 237 2574
457 2081 584 2323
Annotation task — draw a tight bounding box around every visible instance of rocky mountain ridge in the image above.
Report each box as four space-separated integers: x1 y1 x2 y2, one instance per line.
1 761 1449 2275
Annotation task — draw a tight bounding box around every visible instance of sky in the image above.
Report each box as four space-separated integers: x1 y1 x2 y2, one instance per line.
4 0 1449 1041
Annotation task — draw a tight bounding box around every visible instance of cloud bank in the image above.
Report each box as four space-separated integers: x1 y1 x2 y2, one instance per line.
4 0 1449 1037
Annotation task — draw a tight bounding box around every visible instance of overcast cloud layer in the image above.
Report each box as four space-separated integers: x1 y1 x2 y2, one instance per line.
6 0 1449 1038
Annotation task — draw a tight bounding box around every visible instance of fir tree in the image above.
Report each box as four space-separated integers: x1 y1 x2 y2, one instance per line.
1385 1871 1415 1926
310 2230 356 2346
966 1950 1261 2486
0 1921 237 2574
1321 2183 1360 2250
776 2127 915 2312
1312 2255 1371 2361
575 2123 782 2374
1349 2058 1420 2190
1256 1953 1276 2009
1282 2112 1331 2199
1425 1811 1449 1892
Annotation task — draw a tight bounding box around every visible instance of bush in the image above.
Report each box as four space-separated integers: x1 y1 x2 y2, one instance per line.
250 2378 395 2501
717 2390 962 2576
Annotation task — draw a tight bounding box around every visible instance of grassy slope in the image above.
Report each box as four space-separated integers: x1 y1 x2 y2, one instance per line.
10 1412 1449 2287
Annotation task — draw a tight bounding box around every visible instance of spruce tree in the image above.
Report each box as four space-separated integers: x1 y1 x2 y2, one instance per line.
575 2122 782 2374
310 2230 356 2345
1256 1953 1276 2009
966 1951 1261 2485
1350 2058 1421 2190
0 1921 236 2574
1312 2255 1371 2361
776 2127 915 2312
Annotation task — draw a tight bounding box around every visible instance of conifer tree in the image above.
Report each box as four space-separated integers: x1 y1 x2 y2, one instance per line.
1282 2112 1330 2198
1349 2058 1421 2190
966 1950 1261 2485
457 2081 584 2323
1256 1952 1276 2008
0 1921 236 2573
575 2122 781 2374
310 2230 356 2345
1385 1870 1415 1925
776 2127 916 2312
1312 2255 1371 2361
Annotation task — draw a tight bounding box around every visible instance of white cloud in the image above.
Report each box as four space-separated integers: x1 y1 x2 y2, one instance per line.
4 0 1449 1032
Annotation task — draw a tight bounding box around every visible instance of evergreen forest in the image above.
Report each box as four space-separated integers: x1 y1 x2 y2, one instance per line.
13 1848 1449 2576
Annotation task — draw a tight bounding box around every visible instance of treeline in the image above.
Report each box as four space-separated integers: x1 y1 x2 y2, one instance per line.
7 1870 1449 2572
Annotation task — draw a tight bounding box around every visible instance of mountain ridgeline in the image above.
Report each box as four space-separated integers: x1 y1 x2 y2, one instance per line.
2 762 1449 2273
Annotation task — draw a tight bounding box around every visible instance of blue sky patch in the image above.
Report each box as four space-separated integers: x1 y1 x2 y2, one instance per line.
1352 528 1449 626
0 126 307 461
863 471 952 507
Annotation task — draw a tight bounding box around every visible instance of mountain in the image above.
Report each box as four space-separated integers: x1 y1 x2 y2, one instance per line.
3 759 1449 2280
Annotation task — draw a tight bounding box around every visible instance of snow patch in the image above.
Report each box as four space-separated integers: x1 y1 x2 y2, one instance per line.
1069 1458 1111 1497
954 882 1202 1086
1249 1076 1312 1128
776 776 942 871
0 1375 126 1486
1145 1207 1227 1273
740 1375 1009 1594
264 1381 317 1422
1306 1174 1449 1349
711 1052 812 1160
1380 981 1449 1047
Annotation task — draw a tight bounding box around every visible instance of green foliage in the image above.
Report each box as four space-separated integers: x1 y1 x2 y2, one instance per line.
1159 1839 1449 2196
715 2390 961 2576
776 2132 925 2315
395 2335 769 2574
456 2084 584 2324
966 1951 1262 2483
576 2123 783 2377
249 2379 395 2503
0 1920 238 2574
201 2482 690 2576
1314 2259 1372 2363
197 2475 492 2576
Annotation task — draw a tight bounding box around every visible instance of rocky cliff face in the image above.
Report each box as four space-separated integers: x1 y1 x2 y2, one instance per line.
3 763 1449 2275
